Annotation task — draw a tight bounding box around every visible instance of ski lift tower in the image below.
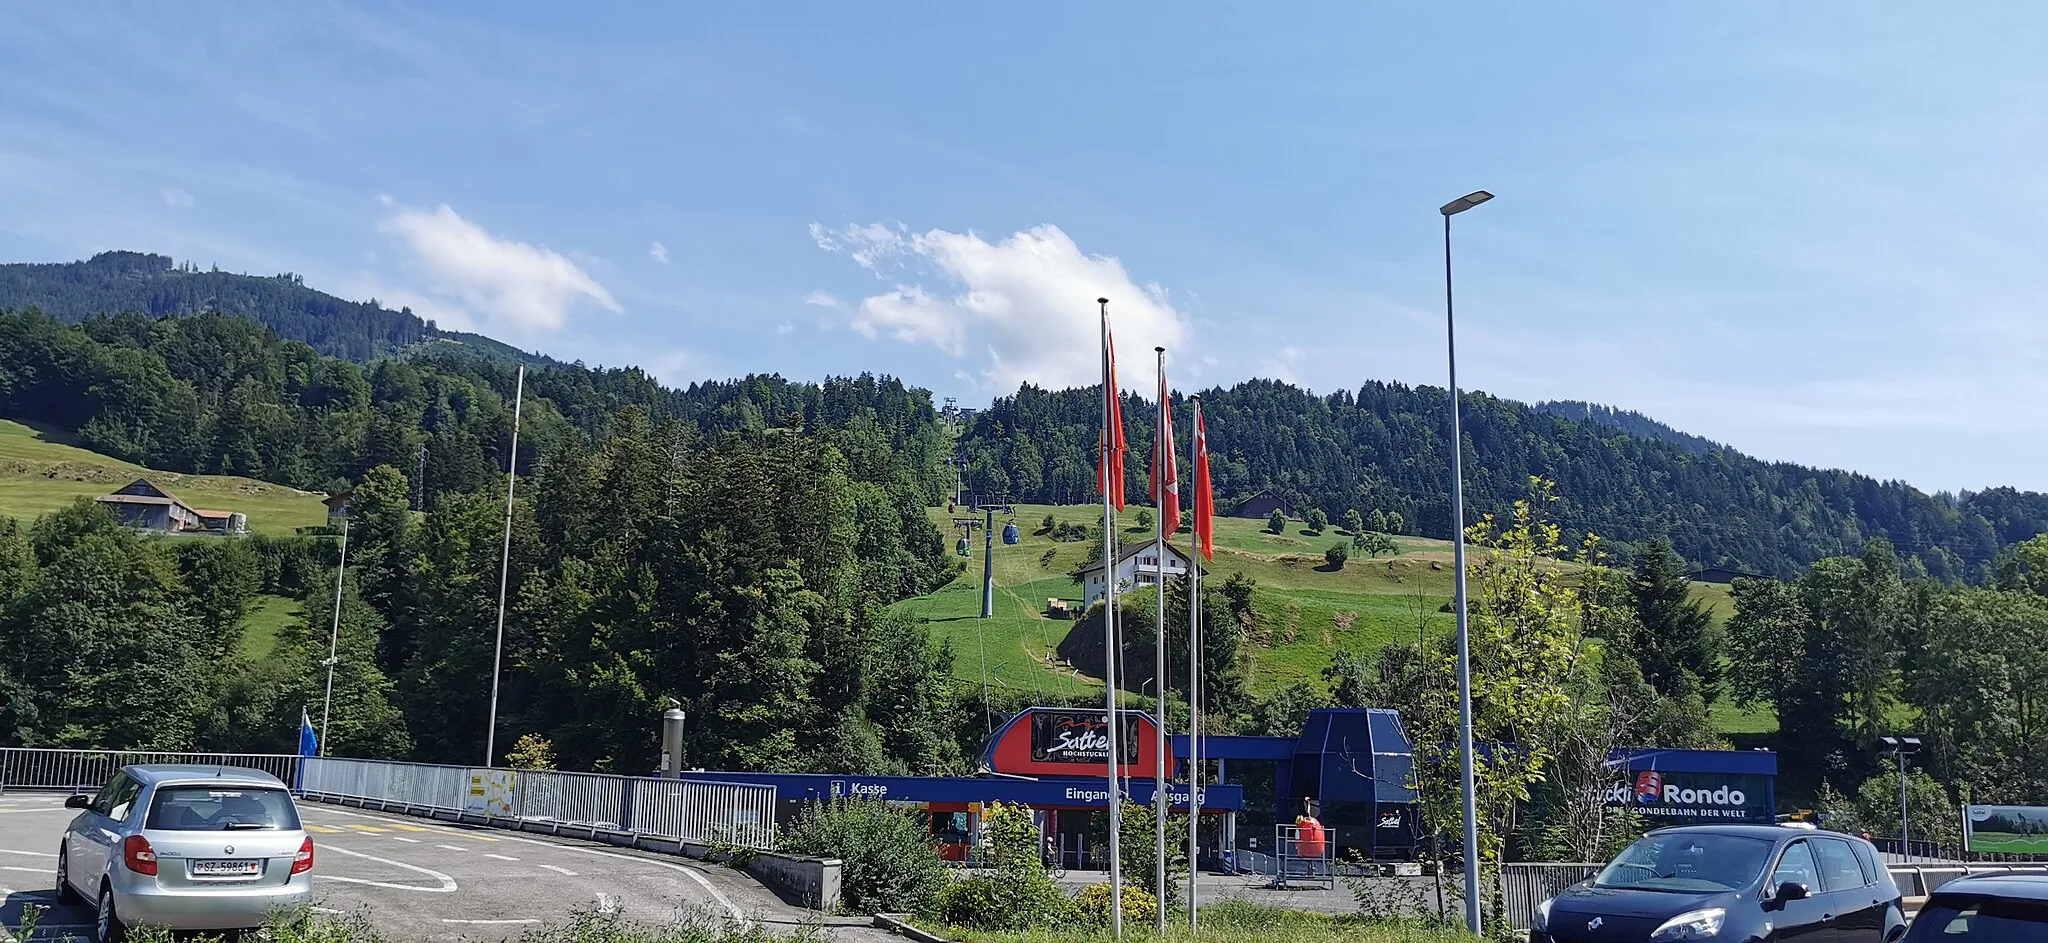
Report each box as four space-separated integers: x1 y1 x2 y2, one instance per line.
955 499 1017 619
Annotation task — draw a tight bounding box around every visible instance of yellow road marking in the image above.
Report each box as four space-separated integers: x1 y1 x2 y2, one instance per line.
391 824 432 832
347 825 390 833
305 825 344 834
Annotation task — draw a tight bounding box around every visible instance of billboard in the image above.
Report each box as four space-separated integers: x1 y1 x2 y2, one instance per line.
1600 769 1774 823
1029 709 1140 765
1965 805 2048 854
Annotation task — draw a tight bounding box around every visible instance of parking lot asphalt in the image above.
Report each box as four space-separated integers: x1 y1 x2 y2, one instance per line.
0 793 888 942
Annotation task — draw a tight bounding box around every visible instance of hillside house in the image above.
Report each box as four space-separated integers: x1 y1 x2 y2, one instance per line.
1072 541 1207 607
324 490 355 523
1232 489 1289 520
96 479 243 534
1689 566 1765 584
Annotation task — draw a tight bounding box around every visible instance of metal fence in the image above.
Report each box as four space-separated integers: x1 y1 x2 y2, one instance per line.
300 757 777 850
0 748 302 794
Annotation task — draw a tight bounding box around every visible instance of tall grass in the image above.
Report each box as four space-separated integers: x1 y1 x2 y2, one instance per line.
934 897 1477 943
7 907 822 943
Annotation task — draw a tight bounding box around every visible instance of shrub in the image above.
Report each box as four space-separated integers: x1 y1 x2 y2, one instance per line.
506 733 557 770
928 802 1068 929
780 799 948 915
1267 509 1287 534
1325 543 1349 570
1071 883 1158 928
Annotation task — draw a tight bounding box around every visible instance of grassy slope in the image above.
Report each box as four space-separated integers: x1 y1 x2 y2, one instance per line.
901 503 1763 737
900 504 1465 698
0 418 325 534
240 594 302 661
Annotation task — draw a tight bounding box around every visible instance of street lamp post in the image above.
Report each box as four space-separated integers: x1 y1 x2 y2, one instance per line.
1440 188 1493 936
1880 736 1923 856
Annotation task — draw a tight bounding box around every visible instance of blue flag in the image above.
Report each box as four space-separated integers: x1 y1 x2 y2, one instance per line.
299 708 319 758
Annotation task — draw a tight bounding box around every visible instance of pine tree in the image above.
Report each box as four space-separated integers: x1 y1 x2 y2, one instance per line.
1629 539 1723 702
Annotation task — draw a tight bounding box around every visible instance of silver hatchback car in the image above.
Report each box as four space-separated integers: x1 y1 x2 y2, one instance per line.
57 765 314 941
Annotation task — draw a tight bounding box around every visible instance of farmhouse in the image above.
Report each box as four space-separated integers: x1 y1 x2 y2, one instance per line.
95 479 244 535
324 489 355 523
1231 489 1289 520
1071 540 1207 607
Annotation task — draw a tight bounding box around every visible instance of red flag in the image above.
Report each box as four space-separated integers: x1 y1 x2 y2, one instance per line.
1192 400 1214 560
1150 372 1181 537
1098 323 1128 510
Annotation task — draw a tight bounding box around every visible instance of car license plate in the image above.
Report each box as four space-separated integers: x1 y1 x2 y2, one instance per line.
191 859 261 877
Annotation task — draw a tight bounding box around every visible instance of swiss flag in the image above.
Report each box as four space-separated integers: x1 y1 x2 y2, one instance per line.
1150 372 1180 537
1098 322 1127 510
1192 400 1214 560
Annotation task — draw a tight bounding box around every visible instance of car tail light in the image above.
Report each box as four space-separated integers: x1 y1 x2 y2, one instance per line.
291 837 314 875
122 835 157 875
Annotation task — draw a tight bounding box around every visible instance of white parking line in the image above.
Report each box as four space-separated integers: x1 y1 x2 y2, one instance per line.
483 853 519 862
391 836 422 843
441 919 540 925
317 845 458 893
3 865 52 873
538 864 577 876
302 806 743 920
436 844 467 852
0 848 57 857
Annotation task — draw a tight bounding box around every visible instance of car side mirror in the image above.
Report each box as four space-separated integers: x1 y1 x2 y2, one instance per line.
1774 881 1810 903
65 794 90 809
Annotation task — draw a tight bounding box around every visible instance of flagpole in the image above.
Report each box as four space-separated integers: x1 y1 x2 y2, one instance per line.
485 364 525 768
1187 395 1203 929
319 518 347 758
1097 298 1124 938
1151 347 1169 931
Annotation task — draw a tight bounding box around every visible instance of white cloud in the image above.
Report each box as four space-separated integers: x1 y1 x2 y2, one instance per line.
1259 346 1306 385
378 198 619 333
648 241 668 264
802 289 843 309
813 221 1188 390
160 187 194 209
776 323 794 335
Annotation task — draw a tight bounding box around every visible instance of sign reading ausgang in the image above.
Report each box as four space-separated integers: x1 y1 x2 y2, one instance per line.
1030 710 1139 765
1599 770 1771 822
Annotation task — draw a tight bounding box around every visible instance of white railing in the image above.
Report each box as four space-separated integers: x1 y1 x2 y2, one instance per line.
0 748 302 794
300 757 779 850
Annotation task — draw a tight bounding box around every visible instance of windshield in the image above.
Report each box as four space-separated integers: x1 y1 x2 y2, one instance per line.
1907 897 2048 941
1593 832 1774 892
145 786 301 831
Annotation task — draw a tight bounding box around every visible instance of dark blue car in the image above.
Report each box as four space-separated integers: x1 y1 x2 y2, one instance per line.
1901 873 2048 940
1530 824 1905 943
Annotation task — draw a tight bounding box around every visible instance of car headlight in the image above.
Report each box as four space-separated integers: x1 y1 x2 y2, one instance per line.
1650 907 1726 941
1534 897 1552 930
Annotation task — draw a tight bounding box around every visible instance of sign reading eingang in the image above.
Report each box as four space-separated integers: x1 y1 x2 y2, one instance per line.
1029 709 1139 765
1966 805 2048 854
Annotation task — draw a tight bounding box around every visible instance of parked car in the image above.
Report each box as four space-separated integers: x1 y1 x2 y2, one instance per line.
1900 873 2048 941
1531 824 1904 943
57 764 314 941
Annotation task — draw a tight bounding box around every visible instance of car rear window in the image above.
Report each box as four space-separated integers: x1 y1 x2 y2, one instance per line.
1907 897 2048 941
145 786 301 831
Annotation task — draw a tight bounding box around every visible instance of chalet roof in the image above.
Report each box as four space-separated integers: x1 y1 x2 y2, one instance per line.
1070 540 1209 579
97 479 195 513
324 490 354 511
192 509 235 520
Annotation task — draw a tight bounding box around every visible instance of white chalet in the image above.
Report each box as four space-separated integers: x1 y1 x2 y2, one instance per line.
1072 541 1206 607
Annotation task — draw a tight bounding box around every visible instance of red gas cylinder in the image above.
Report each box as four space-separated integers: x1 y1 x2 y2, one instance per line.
1295 816 1326 858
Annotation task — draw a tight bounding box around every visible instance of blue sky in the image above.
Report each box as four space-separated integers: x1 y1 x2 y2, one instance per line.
4 4 2046 492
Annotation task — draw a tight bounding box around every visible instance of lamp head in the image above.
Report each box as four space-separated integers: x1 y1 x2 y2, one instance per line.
1440 190 1495 216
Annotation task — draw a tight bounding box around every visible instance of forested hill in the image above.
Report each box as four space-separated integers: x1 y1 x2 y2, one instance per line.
954 380 2048 579
0 307 955 503
1535 400 1726 456
0 251 541 364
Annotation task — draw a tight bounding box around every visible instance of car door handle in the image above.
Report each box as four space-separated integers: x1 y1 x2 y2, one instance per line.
1822 913 1836 923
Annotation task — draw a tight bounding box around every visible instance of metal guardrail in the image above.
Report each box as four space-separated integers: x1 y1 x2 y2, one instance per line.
300 756 778 850
0 748 302 794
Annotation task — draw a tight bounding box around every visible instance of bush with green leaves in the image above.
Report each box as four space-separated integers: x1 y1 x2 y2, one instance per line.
1325 543 1349 570
1071 883 1158 928
931 802 1068 930
780 799 948 915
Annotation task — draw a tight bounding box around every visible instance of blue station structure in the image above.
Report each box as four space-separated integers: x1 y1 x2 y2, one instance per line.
664 705 1778 867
